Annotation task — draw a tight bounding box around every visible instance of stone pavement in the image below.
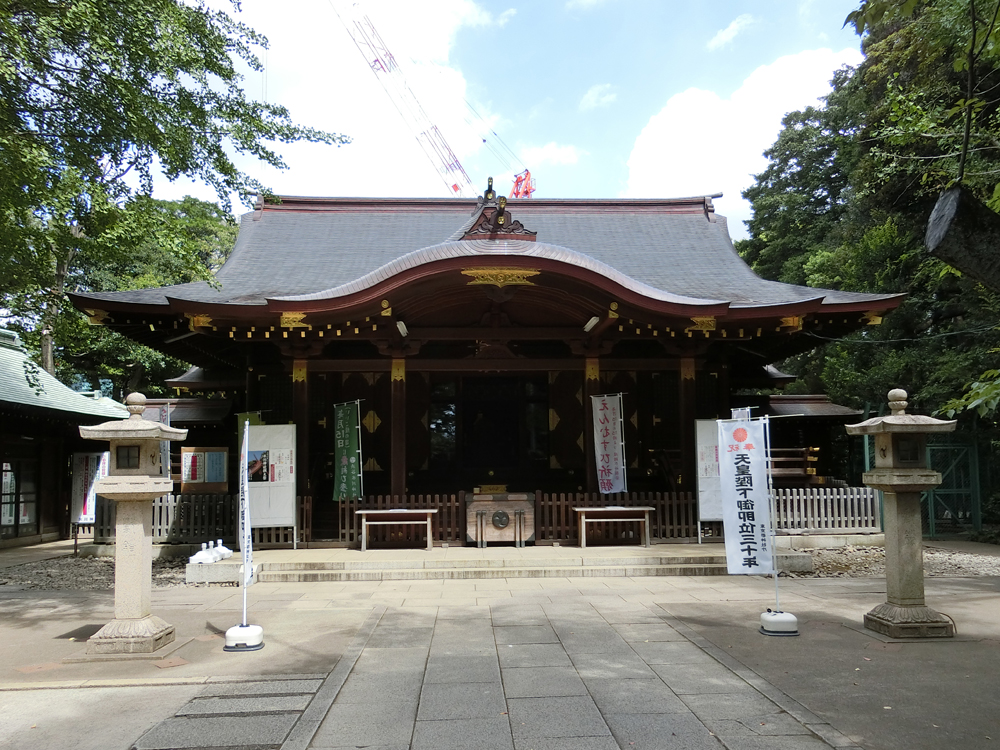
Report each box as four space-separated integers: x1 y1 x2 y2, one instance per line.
0 541 998 750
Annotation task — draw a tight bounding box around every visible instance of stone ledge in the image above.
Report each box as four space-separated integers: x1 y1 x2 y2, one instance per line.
186 562 258 584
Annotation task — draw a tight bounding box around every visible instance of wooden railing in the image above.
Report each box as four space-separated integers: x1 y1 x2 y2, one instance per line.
772 487 881 534
338 491 701 546
92 494 312 546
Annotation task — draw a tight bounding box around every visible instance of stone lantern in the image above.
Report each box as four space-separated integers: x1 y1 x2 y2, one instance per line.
846 388 956 638
80 393 187 654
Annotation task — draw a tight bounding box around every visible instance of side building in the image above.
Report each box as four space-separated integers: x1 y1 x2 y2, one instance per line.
69 183 901 540
0 329 127 547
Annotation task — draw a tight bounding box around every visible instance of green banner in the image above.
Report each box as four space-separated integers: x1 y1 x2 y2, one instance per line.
334 402 362 502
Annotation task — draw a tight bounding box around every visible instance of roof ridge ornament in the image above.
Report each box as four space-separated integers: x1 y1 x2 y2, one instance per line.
464 177 537 241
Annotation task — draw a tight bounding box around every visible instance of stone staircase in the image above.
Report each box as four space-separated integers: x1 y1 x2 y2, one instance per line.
255 553 729 582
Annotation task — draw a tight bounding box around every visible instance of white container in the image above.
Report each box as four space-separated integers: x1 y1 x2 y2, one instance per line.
189 542 215 565
760 609 799 636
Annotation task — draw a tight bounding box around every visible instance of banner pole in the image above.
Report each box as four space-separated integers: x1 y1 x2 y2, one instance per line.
224 419 264 651
763 415 780 612
356 399 364 499
618 393 628 495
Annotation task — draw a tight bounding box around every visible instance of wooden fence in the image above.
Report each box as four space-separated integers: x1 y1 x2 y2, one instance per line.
772 487 881 534
338 491 704 546
92 494 312 546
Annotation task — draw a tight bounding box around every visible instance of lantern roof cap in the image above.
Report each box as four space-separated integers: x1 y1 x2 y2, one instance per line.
846 389 956 436
79 393 188 442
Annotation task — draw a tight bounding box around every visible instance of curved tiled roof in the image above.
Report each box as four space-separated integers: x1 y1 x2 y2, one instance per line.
71 196 900 313
0 330 128 420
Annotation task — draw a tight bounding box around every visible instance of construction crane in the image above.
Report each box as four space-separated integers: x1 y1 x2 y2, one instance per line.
331 2 535 199
331 3 475 198
509 170 535 199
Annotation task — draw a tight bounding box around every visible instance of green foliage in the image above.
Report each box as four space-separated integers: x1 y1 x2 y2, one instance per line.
940 368 1000 415
0 0 348 388
737 94 859 285
6 196 238 397
740 1 1000 429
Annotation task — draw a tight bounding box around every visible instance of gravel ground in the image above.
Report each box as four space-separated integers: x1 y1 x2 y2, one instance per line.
795 546 1000 578
0 545 998 589
0 556 187 590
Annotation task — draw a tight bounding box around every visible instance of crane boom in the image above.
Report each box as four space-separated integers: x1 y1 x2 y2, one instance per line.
332 4 475 198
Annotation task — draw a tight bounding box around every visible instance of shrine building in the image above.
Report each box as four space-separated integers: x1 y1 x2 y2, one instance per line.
69 180 901 542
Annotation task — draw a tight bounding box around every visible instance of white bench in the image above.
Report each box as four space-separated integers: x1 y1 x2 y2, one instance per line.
573 506 654 548
356 509 438 551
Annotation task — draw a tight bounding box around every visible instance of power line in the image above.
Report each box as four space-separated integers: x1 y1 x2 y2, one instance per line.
804 322 1000 345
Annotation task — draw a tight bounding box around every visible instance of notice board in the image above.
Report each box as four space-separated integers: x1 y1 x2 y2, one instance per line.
245 424 296 527
180 447 229 494
695 419 723 522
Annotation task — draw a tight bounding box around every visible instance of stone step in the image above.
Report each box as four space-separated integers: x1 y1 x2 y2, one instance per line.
262 555 727 572
255 563 729 582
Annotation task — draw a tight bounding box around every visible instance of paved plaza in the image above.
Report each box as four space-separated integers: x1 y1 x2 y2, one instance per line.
0 543 998 750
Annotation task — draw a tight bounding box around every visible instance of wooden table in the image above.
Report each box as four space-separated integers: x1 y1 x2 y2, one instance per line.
356 509 438 551
573 506 654 548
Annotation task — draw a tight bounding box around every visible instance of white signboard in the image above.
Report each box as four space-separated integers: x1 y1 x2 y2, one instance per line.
246 424 296 527
717 417 774 575
591 393 627 494
71 452 110 524
695 420 723 522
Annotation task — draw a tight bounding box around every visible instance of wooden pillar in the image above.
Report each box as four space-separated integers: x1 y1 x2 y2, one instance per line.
391 358 406 499
678 357 697 491
292 359 309 499
584 357 600 494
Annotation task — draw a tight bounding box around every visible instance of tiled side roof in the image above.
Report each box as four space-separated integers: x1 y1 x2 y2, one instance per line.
0 332 128 420
70 197 899 310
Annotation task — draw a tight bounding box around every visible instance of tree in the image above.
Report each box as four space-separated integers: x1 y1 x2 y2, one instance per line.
737 75 862 285
0 0 349 374
738 4 1000 419
8 197 239 398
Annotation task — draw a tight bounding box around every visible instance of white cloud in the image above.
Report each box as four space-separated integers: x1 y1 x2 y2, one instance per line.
579 83 617 112
521 142 586 166
623 47 863 240
496 8 517 27
707 14 755 51
149 0 507 205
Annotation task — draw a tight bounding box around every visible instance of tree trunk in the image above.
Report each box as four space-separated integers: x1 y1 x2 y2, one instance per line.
40 244 75 376
925 186 1000 293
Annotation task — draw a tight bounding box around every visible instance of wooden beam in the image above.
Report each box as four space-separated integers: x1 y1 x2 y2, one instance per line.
390 359 406 498
305 358 690 373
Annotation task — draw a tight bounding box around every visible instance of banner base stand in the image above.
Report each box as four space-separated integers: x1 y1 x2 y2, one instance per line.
760 609 799 636
223 624 265 652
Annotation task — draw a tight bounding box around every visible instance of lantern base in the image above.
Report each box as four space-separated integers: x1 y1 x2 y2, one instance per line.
224 624 265 652
864 602 954 638
86 615 176 654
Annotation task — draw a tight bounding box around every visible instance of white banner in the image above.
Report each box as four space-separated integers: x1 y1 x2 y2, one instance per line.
592 394 627 494
717 417 774 575
239 420 254 586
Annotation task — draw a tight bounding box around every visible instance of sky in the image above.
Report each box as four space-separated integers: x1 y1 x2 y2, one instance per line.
157 0 866 241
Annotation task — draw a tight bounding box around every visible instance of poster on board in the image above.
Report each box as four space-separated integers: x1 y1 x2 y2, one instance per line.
71 452 109 524
246 424 296 527
181 447 229 493
695 420 723 522
2 463 15 527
